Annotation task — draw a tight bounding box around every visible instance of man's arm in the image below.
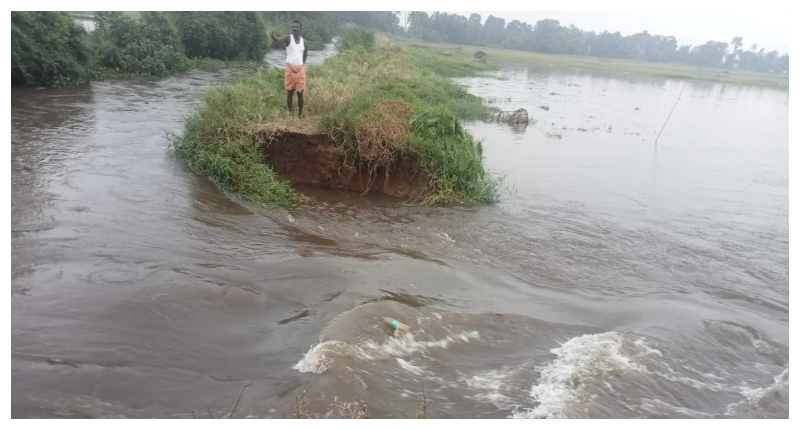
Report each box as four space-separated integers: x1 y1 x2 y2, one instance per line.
303 41 308 64
270 31 289 45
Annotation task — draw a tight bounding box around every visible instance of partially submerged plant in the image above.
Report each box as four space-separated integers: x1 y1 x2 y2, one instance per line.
408 110 499 204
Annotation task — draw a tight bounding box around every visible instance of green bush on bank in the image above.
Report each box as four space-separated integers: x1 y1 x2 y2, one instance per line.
173 12 269 61
11 11 97 87
93 12 189 77
335 25 376 52
11 11 269 87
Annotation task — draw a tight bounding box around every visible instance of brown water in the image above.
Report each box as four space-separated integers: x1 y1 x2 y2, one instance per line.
11 55 789 418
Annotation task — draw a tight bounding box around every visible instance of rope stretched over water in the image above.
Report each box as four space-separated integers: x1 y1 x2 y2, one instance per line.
655 80 688 144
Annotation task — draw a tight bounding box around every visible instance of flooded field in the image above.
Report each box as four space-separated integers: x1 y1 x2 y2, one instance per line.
11 55 789 418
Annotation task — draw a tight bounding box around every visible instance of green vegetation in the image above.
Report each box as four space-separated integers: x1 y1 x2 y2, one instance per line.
172 33 500 205
93 12 189 78
404 12 789 74
20 11 784 88
263 12 340 49
262 11 400 49
173 12 269 61
11 11 268 87
335 25 376 52
394 37 789 88
11 11 409 88
407 110 497 204
11 11 96 87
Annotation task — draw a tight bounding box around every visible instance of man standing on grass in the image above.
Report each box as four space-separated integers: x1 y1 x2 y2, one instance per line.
270 19 308 118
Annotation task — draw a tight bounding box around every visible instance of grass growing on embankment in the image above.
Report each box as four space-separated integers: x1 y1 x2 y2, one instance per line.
392 37 789 89
171 34 501 206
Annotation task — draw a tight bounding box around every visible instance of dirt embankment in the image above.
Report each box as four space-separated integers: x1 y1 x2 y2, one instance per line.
262 132 430 198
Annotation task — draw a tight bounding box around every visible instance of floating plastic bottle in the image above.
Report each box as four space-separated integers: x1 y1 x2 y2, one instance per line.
381 317 410 336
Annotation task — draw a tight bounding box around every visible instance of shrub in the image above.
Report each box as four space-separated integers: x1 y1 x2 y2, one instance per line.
140 11 182 50
93 12 189 77
11 11 96 87
335 25 376 52
173 12 269 61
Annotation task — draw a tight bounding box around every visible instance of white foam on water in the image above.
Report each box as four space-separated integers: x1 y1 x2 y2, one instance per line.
292 340 353 374
438 232 455 243
396 358 427 376
511 332 652 419
293 330 481 374
461 369 517 409
739 368 789 404
721 368 789 417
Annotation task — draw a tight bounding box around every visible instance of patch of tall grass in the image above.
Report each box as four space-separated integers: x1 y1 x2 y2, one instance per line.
173 35 501 205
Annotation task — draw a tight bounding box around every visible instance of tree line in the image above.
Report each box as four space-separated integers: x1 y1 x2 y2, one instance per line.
11 11 399 87
12 11 786 88
405 12 789 73
262 11 399 49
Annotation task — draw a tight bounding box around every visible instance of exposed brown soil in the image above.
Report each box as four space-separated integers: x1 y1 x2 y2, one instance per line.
262 132 430 198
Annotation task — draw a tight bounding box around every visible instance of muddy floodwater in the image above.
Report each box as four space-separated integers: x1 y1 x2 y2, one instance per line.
11 50 789 418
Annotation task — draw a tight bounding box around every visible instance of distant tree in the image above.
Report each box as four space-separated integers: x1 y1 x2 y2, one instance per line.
725 36 743 67
344 11 400 33
690 41 729 67
407 11 430 39
483 15 506 46
676 44 693 63
565 25 586 55
529 19 568 54
502 20 530 51
467 13 483 45
398 11 788 70
779 54 789 72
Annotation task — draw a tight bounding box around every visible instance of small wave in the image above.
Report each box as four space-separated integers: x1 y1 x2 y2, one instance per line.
740 368 789 404
461 369 517 409
721 368 789 417
396 358 427 376
511 332 656 419
293 330 481 374
292 340 353 374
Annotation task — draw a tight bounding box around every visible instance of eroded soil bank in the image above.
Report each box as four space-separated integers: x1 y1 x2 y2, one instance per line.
262 131 430 198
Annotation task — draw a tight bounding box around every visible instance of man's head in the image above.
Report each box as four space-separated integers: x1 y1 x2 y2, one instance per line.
291 19 302 36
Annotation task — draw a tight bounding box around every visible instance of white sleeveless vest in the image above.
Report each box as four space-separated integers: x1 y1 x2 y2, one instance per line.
286 36 305 66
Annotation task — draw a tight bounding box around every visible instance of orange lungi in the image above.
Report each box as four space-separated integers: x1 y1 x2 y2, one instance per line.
285 64 306 92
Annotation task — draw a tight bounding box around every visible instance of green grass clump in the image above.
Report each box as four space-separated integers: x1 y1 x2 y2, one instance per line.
335 25 376 52
408 110 499 204
170 72 303 206
173 34 501 205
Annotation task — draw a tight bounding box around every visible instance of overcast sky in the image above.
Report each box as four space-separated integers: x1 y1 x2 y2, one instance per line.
427 11 790 54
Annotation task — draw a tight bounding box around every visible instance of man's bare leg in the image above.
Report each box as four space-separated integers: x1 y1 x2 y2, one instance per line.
286 90 294 112
297 92 304 118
